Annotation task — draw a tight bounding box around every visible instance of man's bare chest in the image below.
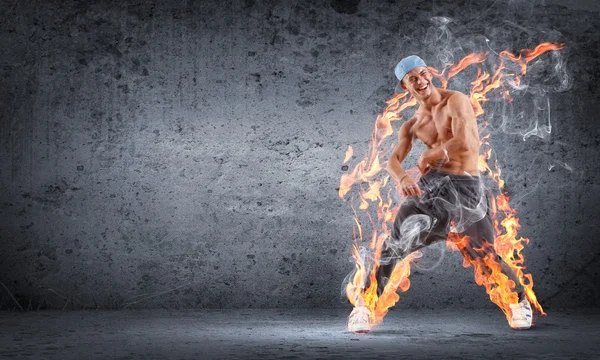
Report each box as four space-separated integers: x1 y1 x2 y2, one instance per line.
412 109 453 147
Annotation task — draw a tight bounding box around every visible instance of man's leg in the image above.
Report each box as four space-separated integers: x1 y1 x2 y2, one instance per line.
348 194 448 333
459 213 525 300
458 212 533 329
349 171 475 332
361 192 450 301
446 177 533 329
444 178 525 299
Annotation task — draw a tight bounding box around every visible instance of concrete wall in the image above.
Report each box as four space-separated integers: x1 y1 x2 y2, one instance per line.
1 0 599 310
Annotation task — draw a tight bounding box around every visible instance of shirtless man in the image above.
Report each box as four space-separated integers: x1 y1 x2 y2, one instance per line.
347 55 532 333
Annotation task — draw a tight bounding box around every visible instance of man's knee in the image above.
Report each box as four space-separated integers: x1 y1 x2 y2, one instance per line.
391 200 420 240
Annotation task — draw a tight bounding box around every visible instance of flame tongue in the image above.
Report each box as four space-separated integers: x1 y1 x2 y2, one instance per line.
342 42 562 328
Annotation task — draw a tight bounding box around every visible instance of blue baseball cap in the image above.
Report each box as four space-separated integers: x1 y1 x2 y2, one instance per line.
394 55 428 93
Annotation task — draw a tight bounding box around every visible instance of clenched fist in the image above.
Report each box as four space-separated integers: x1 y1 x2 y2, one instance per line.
399 175 423 198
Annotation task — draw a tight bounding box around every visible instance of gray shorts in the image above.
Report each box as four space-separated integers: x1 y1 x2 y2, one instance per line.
389 169 492 252
373 169 524 297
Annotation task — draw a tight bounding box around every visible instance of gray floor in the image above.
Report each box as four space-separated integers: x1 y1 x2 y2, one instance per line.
1 308 599 359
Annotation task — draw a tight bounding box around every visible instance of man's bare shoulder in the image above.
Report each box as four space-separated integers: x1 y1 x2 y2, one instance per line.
446 90 470 107
445 91 477 126
399 116 417 137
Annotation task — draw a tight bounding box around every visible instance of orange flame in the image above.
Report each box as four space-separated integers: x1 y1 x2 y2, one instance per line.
342 42 563 328
343 145 353 164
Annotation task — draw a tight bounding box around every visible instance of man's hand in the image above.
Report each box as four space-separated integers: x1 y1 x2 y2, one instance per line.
399 175 423 198
417 152 432 175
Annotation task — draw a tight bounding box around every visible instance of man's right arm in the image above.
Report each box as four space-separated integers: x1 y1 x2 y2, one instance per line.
386 118 415 182
387 118 423 198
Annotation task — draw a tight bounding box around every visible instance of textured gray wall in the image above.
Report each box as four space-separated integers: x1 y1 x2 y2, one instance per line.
1 0 599 310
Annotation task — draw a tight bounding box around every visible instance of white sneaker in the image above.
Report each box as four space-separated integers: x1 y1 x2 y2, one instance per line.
509 298 532 330
347 306 371 333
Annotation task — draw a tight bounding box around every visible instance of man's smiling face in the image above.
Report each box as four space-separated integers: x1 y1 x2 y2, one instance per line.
401 66 433 100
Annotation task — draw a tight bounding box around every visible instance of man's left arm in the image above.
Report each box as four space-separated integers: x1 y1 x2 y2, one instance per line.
418 93 474 173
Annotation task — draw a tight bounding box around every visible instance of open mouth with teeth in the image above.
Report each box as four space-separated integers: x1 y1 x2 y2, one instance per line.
417 83 429 92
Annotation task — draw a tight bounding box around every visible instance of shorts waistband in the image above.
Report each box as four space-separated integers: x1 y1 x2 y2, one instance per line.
421 170 481 182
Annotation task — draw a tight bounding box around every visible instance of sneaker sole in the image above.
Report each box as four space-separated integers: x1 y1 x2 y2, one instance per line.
348 324 371 334
510 325 531 330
